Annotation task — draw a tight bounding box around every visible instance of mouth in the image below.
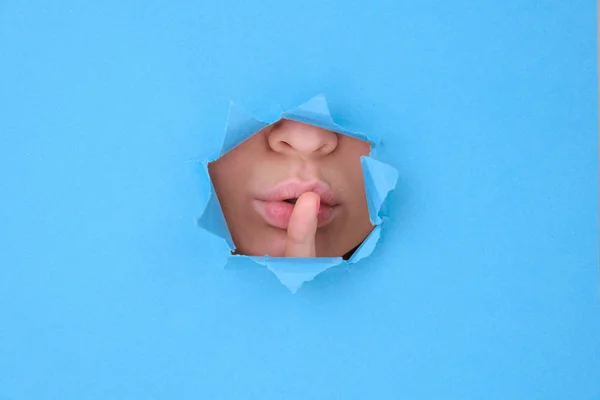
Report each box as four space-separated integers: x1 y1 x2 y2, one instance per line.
253 180 339 230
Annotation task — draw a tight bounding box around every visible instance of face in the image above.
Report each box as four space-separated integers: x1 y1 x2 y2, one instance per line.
208 119 373 257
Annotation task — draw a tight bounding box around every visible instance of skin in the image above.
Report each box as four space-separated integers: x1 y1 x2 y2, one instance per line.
208 119 373 258
285 192 320 257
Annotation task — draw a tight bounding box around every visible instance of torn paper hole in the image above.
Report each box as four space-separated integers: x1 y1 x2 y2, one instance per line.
196 95 398 293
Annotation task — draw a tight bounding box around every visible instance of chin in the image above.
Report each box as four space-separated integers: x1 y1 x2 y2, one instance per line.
264 241 286 257
240 235 286 257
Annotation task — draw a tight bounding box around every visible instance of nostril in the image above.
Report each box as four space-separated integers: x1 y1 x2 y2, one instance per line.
272 141 293 153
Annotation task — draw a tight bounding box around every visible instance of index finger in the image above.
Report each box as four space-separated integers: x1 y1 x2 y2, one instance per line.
284 192 320 257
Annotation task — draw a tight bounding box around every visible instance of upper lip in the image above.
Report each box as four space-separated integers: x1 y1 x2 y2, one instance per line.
259 180 338 206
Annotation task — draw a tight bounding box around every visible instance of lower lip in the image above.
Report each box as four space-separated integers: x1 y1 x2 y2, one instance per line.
253 200 338 230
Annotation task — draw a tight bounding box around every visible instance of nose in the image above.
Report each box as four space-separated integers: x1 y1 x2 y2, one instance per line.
267 119 338 158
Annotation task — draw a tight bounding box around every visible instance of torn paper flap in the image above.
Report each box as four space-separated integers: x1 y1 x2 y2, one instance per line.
219 102 269 158
347 225 382 264
361 156 399 225
196 163 235 250
282 94 380 145
248 256 345 294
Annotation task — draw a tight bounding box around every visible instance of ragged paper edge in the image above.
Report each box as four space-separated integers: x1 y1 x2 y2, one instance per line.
196 94 398 293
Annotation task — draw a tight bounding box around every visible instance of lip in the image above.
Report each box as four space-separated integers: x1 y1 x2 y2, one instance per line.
254 180 339 230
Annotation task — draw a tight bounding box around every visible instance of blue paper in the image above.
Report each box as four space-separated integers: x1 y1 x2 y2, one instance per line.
2 2 597 398
219 102 269 158
197 95 398 292
249 256 345 294
361 156 399 225
282 94 378 144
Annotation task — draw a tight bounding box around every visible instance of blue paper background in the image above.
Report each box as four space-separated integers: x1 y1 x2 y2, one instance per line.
1 1 598 399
